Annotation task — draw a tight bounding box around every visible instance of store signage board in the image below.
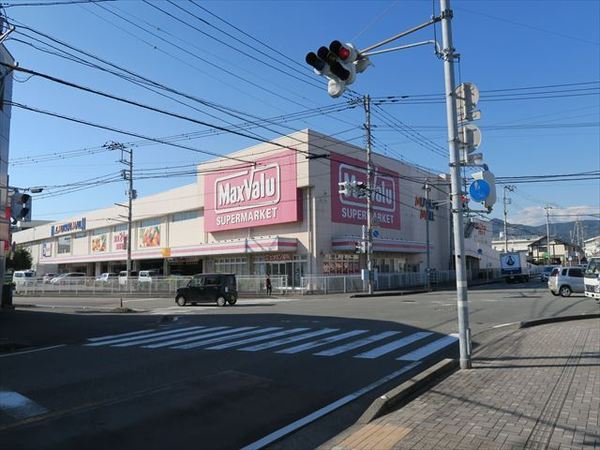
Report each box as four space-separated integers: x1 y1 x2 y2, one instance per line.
204 149 298 232
51 218 86 236
330 152 400 230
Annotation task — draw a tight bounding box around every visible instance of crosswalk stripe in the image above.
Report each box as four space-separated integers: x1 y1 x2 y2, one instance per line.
88 328 157 342
239 328 339 352
313 331 402 357
397 335 458 361
171 327 282 350
206 328 310 351
354 332 433 359
143 327 281 348
141 326 247 349
113 326 234 348
85 326 207 346
276 330 369 355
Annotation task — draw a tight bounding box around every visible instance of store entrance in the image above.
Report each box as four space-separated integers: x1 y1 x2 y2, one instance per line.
264 261 304 288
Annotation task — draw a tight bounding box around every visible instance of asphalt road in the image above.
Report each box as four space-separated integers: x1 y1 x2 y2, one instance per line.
1 280 598 450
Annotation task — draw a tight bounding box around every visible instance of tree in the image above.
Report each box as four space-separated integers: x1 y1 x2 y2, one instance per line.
7 247 33 272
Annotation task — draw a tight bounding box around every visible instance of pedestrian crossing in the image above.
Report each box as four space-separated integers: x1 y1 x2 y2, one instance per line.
85 325 458 362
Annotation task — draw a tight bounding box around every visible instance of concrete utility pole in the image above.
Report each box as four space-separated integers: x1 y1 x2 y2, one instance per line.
364 95 374 295
424 181 431 290
440 0 471 369
503 185 516 252
105 141 135 279
544 205 553 262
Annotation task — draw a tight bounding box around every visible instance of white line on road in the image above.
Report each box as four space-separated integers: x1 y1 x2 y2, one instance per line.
238 328 339 352
88 328 158 342
313 331 401 357
0 344 67 358
240 362 421 450
205 328 309 350
85 326 208 346
276 330 369 355
147 327 277 349
354 332 433 359
112 326 234 348
397 335 458 361
0 391 48 420
492 322 518 329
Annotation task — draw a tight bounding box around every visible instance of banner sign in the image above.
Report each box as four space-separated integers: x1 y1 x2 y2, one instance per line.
204 149 298 232
91 234 107 253
41 242 52 258
51 218 86 236
330 152 400 229
113 231 128 251
139 225 160 248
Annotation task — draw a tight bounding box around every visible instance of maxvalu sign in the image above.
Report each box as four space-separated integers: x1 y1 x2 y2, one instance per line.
204 150 299 232
51 218 86 236
330 153 400 229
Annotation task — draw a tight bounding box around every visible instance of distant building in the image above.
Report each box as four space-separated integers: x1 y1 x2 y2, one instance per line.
583 235 600 258
528 237 584 265
491 237 541 253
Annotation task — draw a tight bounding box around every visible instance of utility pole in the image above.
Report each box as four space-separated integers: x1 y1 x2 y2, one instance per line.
105 141 135 279
441 0 471 369
364 95 374 295
503 185 516 252
424 181 431 290
544 205 553 263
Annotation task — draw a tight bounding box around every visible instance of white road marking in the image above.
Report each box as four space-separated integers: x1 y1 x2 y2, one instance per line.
171 327 280 350
240 362 421 450
85 326 208 346
206 328 310 350
313 331 401 357
238 328 339 352
492 322 517 329
276 330 369 355
88 328 157 342
112 326 234 348
397 335 459 361
144 327 281 348
141 326 246 349
0 344 67 358
0 391 48 420
354 332 433 359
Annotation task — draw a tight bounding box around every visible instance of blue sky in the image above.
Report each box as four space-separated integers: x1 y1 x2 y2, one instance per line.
3 0 599 226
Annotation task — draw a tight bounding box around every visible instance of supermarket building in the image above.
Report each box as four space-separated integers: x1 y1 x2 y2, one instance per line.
14 130 467 287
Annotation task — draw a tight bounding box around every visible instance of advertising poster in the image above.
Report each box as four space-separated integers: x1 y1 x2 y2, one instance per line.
139 226 160 248
330 152 400 230
113 231 128 251
204 149 298 232
41 242 52 258
91 234 107 252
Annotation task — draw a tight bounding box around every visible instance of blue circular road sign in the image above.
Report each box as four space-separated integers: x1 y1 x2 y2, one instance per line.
469 179 490 202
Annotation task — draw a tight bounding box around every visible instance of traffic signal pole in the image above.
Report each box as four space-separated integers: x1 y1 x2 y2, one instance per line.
440 0 471 369
364 95 374 295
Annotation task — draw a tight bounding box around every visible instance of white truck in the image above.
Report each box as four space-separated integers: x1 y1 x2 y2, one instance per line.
500 252 530 283
583 256 600 301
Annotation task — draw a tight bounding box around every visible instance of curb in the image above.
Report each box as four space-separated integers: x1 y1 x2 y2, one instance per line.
520 312 600 328
357 358 457 424
350 289 429 298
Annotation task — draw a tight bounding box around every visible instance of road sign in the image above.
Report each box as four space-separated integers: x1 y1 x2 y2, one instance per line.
469 179 491 202
455 82 480 122
459 123 482 151
372 229 380 238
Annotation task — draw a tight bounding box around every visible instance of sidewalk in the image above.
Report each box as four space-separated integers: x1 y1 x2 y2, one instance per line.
320 318 600 450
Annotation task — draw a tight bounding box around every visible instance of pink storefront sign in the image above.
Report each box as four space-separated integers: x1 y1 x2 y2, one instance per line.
330 152 400 229
204 149 299 232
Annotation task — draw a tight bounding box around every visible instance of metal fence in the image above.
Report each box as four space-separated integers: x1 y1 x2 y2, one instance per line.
13 275 288 296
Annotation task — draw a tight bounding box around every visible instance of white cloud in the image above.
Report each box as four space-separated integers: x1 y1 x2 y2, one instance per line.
512 205 600 226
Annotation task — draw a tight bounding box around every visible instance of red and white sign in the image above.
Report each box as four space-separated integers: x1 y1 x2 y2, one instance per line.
204 150 299 232
330 152 400 229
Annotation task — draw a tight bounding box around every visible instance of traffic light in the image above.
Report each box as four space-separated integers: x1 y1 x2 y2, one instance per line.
305 40 368 98
13 192 31 222
471 169 496 210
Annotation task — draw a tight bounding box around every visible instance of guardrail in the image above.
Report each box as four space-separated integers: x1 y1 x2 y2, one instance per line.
13 275 288 296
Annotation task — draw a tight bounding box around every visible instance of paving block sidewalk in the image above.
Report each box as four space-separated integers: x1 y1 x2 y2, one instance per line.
320 318 600 450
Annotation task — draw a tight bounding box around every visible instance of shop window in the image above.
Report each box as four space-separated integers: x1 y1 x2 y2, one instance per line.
140 218 162 228
57 236 71 254
114 223 128 232
172 210 198 222
214 257 248 275
322 254 360 274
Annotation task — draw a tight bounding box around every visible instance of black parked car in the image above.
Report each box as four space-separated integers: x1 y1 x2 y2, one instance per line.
175 273 237 307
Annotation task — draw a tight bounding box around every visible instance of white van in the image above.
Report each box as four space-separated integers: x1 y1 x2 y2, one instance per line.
13 270 35 286
139 270 160 283
118 270 138 285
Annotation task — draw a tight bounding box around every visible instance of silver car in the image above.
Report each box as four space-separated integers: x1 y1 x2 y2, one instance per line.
548 266 585 297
